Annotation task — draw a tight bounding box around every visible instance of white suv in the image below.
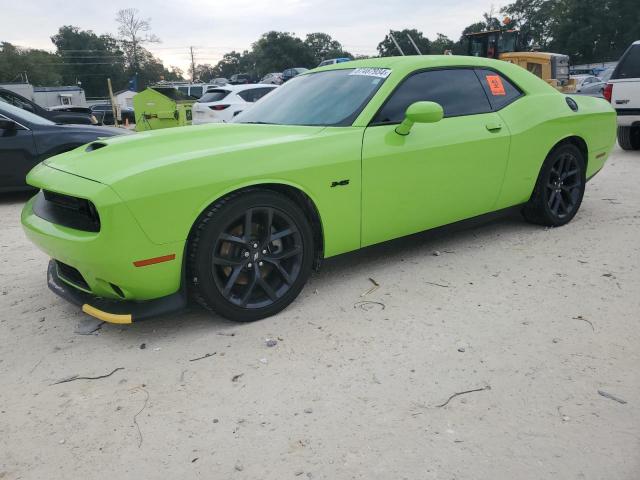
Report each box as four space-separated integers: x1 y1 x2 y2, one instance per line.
191 84 277 124
605 40 640 150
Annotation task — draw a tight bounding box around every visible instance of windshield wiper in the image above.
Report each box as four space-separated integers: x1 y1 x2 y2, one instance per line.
241 121 276 125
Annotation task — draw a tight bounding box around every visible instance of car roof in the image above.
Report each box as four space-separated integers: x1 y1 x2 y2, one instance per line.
311 55 560 95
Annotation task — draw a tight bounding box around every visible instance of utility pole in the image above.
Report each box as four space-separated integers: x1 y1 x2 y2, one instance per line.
190 46 197 83
407 34 422 55
107 78 119 128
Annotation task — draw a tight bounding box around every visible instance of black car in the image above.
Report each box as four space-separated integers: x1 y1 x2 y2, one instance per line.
281 68 309 83
0 102 128 192
0 88 97 125
229 74 253 85
90 103 136 126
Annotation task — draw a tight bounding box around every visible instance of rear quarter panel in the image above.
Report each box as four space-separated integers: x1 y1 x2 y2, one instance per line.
495 93 616 209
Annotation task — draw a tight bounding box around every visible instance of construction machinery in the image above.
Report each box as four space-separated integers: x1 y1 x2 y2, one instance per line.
465 29 575 93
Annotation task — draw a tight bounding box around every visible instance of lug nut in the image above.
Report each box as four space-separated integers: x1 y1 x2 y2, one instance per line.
253 242 258 248
244 251 250 258
258 261 264 267
247 263 252 268
262 249 267 254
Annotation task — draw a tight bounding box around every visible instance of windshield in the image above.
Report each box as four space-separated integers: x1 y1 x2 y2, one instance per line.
0 101 55 126
234 68 389 126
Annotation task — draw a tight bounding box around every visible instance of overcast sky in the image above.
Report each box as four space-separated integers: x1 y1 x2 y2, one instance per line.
3 0 501 71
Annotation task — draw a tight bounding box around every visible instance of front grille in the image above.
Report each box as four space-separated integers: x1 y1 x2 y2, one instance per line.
33 190 101 232
55 261 90 291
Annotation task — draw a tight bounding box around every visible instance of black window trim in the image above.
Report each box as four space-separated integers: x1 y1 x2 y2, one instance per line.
369 65 524 127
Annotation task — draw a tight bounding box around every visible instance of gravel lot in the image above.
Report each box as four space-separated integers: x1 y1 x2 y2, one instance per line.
1 146 638 480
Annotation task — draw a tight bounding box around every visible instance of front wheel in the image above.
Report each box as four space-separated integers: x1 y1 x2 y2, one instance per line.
617 126 640 151
188 190 314 322
522 144 586 227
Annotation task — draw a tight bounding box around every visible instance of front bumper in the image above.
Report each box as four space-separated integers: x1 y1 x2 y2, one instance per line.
22 164 186 307
47 260 187 323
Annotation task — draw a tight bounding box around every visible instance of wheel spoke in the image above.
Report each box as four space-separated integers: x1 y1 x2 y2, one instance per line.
270 227 294 242
220 233 247 246
243 209 253 240
263 208 274 242
266 245 301 261
556 156 566 175
264 258 292 285
240 268 259 306
563 169 579 179
548 190 557 208
223 266 243 296
258 274 279 301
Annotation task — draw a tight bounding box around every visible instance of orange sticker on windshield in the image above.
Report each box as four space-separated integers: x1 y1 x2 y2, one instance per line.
486 75 506 96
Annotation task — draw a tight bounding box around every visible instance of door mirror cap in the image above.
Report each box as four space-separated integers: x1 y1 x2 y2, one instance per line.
0 118 19 130
395 101 444 135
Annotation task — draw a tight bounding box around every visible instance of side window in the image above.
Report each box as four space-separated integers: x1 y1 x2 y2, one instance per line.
475 69 522 110
238 88 274 102
374 69 491 123
613 45 640 79
177 86 189 96
190 86 203 98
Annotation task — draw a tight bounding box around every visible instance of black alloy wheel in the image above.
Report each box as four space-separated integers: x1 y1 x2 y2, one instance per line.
188 190 314 321
523 143 586 227
545 151 583 219
211 206 303 309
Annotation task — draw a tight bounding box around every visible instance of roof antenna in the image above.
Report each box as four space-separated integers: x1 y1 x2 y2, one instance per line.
407 34 422 54
390 33 405 56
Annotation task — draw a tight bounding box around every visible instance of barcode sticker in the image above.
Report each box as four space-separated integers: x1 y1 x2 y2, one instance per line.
349 68 391 79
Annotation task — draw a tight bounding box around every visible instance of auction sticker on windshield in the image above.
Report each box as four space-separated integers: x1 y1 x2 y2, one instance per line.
349 68 391 79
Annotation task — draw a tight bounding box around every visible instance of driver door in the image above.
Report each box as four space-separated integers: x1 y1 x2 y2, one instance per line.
361 68 514 246
0 114 37 189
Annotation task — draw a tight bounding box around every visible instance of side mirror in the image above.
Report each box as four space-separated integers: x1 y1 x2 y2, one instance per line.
395 101 444 136
0 118 18 130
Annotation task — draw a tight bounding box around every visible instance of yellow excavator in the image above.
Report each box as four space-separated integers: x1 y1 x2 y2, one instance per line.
465 28 575 93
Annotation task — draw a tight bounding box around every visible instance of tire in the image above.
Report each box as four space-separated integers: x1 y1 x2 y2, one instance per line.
522 143 586 227
187 189 314 322
617 126 640 151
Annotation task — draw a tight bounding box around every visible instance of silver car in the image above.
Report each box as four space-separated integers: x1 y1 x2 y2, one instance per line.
572 75 605 96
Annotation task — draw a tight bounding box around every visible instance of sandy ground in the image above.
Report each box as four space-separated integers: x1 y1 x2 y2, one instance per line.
1 146 639 480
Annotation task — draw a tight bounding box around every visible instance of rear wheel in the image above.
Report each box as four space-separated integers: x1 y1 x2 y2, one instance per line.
522 144 586 227
188 190 314 322
617 126 640 151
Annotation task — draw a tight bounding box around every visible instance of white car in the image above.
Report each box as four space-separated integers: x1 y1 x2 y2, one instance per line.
604 40 640 150
191 84 277 124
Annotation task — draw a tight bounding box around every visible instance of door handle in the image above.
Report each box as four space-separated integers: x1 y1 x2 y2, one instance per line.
485 122 503 132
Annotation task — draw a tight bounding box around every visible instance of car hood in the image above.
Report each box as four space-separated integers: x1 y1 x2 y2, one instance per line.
43 123 325 185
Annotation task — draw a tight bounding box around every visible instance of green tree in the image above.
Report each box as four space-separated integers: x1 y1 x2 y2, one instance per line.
0 42 63 85
502 0 555 49
250 31 315 76
429 34 455 54
377 29 431 56
51 26 127 97
304 32 351 65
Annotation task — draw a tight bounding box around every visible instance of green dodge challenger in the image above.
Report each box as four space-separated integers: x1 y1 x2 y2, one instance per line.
21 56 616 323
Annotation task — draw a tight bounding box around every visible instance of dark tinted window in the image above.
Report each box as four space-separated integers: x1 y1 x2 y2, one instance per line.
190 86 203 98
177 86 189 96
613 45 640 79
374 69 491 123
237 87 276 102
199 89 230 103
475 69 522 110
